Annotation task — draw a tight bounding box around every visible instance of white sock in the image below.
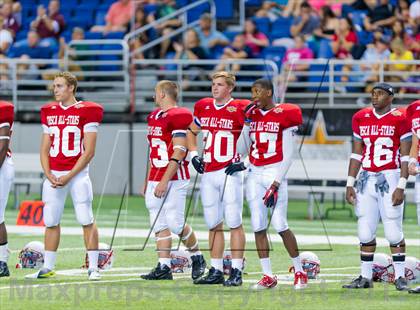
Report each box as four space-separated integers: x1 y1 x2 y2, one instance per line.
211 258 223 271
292 256 303 273
44 251 57 270
361 261 373 280
0 243 9 262
260 258 273 277
392 254 405 279
159 257 171 267
231 258 243 270
88 250 99 270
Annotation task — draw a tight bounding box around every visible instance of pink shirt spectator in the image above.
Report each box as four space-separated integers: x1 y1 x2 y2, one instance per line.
332 31 357 58
245 32 268 56
283 46 314 69
308 0 342 14
106 0 135 28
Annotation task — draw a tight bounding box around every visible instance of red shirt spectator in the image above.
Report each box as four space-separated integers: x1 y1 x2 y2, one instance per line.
244 19 269 57
332 17 358 59
30 0 65 40
2 2 19 36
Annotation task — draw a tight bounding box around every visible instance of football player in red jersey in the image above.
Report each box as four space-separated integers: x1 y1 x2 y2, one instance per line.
235 79 308 290
141 80 206 281
0 101 14 277
27 72 103 280
344 83 411 291
187 72 249 286
406 99 420 226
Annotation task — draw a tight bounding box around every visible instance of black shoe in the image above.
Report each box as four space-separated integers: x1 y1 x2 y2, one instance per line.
224 268 242 287
342 276 373 289
191 254 206 280
0 261 9 277
409 286 420 294
141 263 173 280
194 267 224 284
394 277 409 291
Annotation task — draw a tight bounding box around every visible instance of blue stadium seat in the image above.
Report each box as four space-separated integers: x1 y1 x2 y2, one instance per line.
307 64 330 92
103 32 125 39
253 17 270 34
61 30 72 43
144 4 158 15
187 3 210 23
20 0 37 6
245 0 262 6
67 17 92 30
77 0 100 9
8 45 51 59
94 10 108 26
215 0 233 19
75 8 95 21
176 0 189 7
15 31 28 42
351 10 368 27
270 16 292 39
84 31 103 40
356 30 374 46
223 30 239 42
61 9 73 22
262 46 286 70
60 0 79 10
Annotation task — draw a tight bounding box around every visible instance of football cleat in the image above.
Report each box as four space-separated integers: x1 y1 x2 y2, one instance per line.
342 275 373 289
294 271 308 289
409 286 420 294
193 267 224 285
0 261 10 277
25 268 55 279
394 277 409 291
191 254 206 280
88 269 101 281
223 268 242 287
251 274 278 290
141 263 173 280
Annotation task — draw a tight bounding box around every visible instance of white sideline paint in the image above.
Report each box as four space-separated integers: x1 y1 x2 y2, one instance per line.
6 225 420 247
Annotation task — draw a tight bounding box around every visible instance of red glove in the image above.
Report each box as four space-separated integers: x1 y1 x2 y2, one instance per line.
263 183 279 208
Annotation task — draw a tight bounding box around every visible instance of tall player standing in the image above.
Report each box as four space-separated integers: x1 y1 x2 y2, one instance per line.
27 72 103 280
187 71 250 286
0 101 14 277
236 79 308 290
406 99 420 226
142 80 206 281
344 83 410 291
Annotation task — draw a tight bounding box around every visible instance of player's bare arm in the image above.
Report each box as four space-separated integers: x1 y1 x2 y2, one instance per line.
154 136 187 198
408 134 418 176
56 131 97 187
346 139 363 205
392 139 411 206
40 133 58 187
0 126 10 168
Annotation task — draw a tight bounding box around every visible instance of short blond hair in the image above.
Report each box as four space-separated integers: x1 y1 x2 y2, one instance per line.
156 80 178 100
54 71 78 94
211 71 236 88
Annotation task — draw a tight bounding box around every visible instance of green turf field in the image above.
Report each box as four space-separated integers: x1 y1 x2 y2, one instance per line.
0 195 419 309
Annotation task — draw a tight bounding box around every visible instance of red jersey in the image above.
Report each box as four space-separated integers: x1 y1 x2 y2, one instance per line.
246 103 302 166
405 100 420 161
193 98 250 172
352 107 411 172
0 101 14 158
40 101 103 171
147 107 192 182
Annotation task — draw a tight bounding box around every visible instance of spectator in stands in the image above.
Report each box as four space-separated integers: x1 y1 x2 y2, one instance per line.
391 19 417 54
146 0 181 58
91 0 134 33
276 35 314 95
30 0 65 49
331 17 358 59
1 2 19 38
130 7 150 60
1 0 21 25
8 30 49 58
214 33 251 74
308 0 353 15
395 0 411 24
312 5 339 58
410 0 420 19
195 13 229 56
255 1 286 21
0 14 13 54
385 38 415 89
280 0 303 18
363 0 396 32
290 1 320 38
243 19 269 57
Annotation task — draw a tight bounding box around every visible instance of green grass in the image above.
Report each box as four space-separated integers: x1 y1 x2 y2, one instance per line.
0 195 419 309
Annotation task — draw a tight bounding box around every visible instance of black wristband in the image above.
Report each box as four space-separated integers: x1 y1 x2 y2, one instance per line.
170 158 182 165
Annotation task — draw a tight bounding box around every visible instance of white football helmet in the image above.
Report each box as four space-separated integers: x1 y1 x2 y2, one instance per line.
405 256 420 284
223 250 246 275
170 247 191 273
83 243 114 270
18 241 45 269
299 251 320 279
372 253 394 283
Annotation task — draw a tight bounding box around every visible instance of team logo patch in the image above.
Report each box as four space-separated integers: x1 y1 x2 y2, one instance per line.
51 106 57 109
391 110 402 116
364 113 370 117
416 106 420 110
226 106 237 112
273 107 283 113
75 103 85 109
205 106 210 110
